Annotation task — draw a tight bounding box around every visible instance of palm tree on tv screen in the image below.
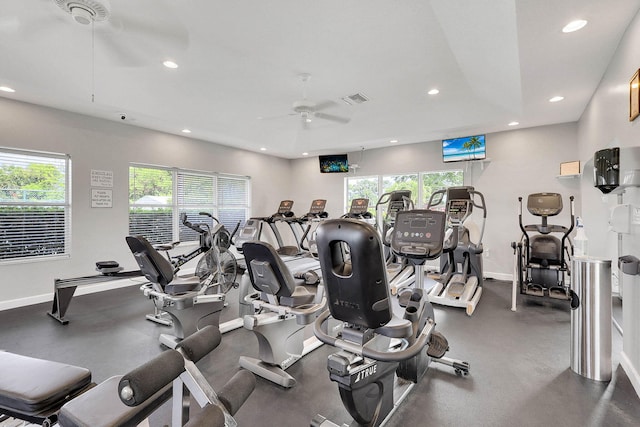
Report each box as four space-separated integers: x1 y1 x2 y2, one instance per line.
462 136 482 159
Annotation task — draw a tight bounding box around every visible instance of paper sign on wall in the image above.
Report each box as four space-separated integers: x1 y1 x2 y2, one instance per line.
91 170 113 188
91 189 112 208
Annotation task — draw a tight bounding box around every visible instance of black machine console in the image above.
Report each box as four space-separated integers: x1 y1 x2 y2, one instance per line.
305 199 327 218
447 199 470 224
391 210 446 259
276 200 295 217
348 198 369 216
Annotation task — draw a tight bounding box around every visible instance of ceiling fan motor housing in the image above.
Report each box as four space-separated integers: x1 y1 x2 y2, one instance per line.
54 0 110 24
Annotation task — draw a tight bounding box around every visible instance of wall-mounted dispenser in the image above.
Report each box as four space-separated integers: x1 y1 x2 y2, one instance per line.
594 147 640 194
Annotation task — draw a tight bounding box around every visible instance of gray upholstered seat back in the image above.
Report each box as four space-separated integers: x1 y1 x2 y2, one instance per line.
125 235 175 288
243 241 297 297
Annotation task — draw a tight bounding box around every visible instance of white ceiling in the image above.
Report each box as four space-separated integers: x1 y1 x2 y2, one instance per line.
1 0 639 158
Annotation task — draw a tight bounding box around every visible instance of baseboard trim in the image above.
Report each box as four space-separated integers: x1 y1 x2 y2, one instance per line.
0 277 146 312
485 272 512 282
620 351 640 399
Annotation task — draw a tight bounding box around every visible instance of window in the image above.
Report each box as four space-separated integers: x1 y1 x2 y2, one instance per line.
0 148 70 262
129 166 173 244
129 165 250 245
422 170 464 207
345 170 463 215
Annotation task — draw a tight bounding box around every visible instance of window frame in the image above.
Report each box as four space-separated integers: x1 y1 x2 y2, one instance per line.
0 147 71 264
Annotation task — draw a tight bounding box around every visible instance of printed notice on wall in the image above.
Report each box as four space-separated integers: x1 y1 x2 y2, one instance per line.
91 189 113 208
91 170 113 188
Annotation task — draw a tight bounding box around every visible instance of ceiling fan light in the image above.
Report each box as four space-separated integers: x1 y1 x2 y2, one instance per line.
70 6 94 25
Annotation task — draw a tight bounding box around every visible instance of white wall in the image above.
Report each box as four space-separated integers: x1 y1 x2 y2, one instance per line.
576 8 640 396
291 122 580 279
0 97 292 307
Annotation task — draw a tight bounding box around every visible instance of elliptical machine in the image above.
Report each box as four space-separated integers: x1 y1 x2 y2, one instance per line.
511 193 578 311
427 186 486 316
312 211 469 427
375 190 415 293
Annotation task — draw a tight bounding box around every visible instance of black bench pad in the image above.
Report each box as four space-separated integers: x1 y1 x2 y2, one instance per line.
58 375 172 427
0 351 91 415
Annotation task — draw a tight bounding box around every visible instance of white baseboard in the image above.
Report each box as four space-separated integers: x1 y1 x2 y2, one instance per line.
620 351 640 399
0 277 147 312
484 271 513 282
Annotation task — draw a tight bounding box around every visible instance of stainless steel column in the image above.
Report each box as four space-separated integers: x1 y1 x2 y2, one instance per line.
570 257 612 381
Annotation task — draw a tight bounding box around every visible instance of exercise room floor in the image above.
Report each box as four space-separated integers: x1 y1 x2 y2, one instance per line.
1 279 639 427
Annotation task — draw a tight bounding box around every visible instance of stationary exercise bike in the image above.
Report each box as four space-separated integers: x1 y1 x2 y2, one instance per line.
146 212 239 326
427 186 486 316
158 212 238 293
511 192 578 311
238 241 327 388
312 212 469 427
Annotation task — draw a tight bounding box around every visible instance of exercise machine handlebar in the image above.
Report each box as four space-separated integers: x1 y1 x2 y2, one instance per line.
313 310 434 362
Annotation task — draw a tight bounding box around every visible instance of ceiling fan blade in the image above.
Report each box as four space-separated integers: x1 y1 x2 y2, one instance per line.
258 112 297 121
314 112 350 124
95 34 148 67
107 13 189 52
313 100 339 111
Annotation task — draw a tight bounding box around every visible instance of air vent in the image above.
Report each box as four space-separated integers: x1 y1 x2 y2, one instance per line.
341 93 369 105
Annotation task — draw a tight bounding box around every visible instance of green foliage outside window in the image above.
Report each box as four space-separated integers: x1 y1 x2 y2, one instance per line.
129 167 172 203
0 163 65 202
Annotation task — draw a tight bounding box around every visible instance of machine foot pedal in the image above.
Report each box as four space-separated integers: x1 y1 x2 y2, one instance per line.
523 284 544 297
548 287 569 300
447 282 465 298
427 331 449 359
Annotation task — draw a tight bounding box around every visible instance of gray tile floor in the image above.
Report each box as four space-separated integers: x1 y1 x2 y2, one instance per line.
1 278 638 426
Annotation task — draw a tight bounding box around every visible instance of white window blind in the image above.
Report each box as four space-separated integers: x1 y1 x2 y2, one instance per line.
217 175 249 232
177 172 216 242
0 148 70 262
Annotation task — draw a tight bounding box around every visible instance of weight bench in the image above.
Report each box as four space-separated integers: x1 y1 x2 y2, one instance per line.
126 235 226 348
0 327 255 427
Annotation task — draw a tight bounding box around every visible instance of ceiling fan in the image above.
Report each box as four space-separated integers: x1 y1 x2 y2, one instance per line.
262 73 351 130
48 0 189 67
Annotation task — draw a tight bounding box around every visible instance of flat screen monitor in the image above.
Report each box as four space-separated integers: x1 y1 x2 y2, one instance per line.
319 154 349 173
442 135 486 163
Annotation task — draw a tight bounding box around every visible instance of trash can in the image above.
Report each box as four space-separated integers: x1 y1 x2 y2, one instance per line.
570 257 612 382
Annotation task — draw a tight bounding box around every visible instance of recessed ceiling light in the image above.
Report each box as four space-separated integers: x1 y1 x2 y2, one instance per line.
562 20 587 33
260 147 267 151
181 129 191 133
427 89 439 95
549 96 564 102
163 60 178 69
508 121 519 126
0 86 15 93
390 139 398 143
302 152 309 156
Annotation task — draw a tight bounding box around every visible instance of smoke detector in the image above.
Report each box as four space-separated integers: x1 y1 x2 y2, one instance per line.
53 0 110 24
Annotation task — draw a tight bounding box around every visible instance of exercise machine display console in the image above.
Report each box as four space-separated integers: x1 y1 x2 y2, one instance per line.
391 210 446 258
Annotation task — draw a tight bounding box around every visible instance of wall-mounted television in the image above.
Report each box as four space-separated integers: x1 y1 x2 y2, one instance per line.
442 134 486 163
319 154 349 173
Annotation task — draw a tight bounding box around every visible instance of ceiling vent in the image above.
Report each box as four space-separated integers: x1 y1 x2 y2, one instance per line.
342 92 369 105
